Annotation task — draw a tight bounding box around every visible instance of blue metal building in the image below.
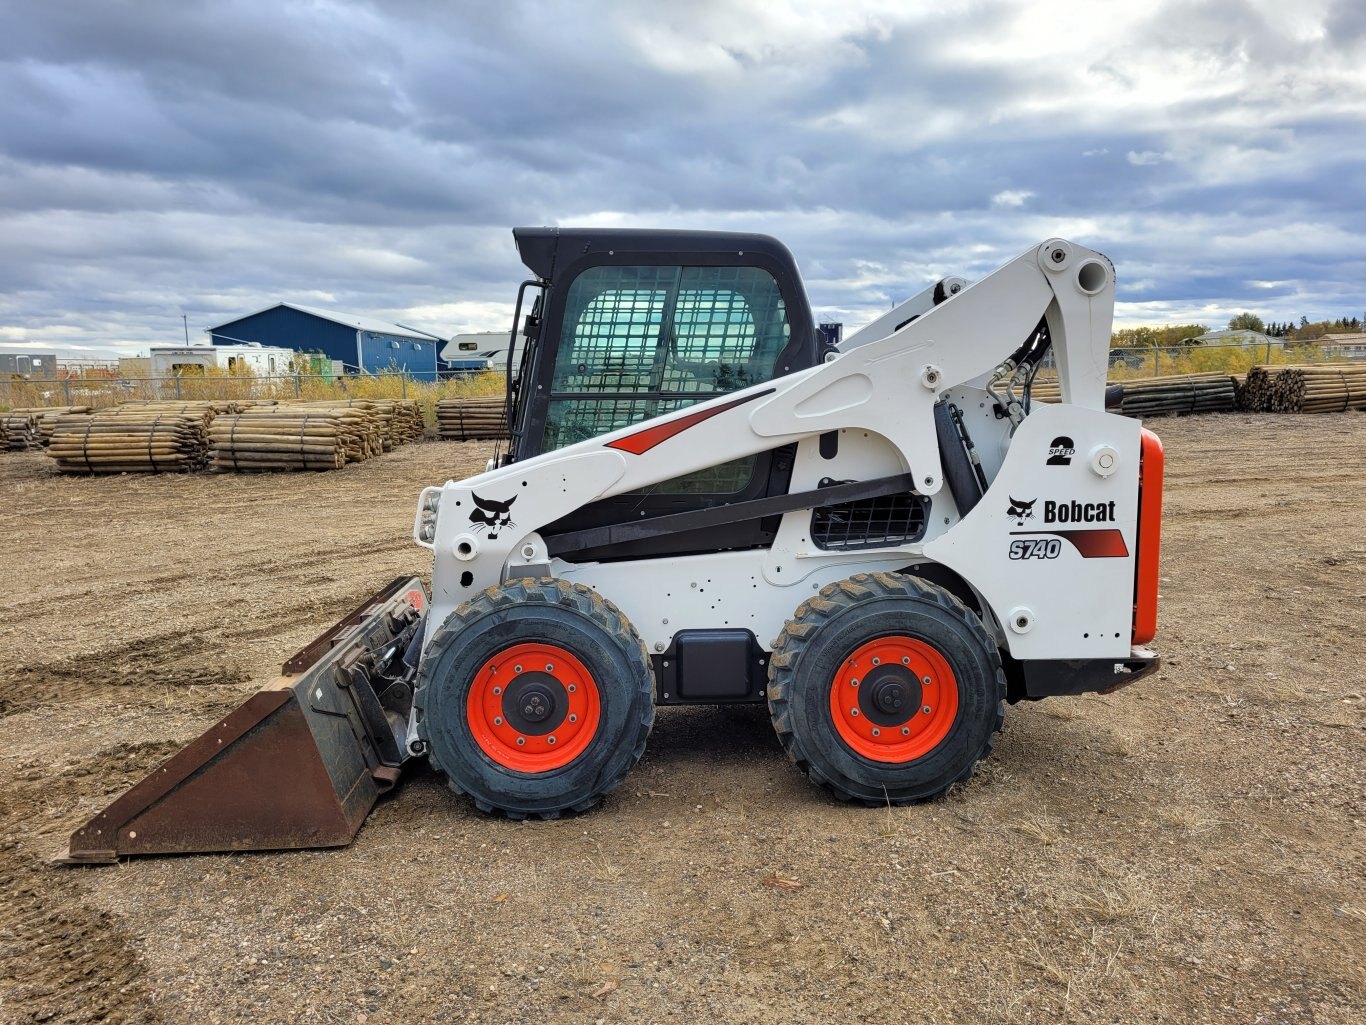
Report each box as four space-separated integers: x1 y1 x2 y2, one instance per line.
204 303 444 379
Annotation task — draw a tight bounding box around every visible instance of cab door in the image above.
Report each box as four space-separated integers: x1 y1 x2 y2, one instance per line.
511 230 820 560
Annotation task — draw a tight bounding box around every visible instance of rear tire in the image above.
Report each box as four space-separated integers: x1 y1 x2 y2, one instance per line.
415 578 654 818
768 572 1005 804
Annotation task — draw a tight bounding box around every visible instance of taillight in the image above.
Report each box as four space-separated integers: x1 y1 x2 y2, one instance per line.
1132 429 1164 645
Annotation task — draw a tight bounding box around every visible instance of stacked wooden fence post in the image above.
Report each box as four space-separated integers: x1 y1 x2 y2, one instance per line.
46 408 214 473
2 412 41 451
1241 364 1366 412
5 406 93 446
1027 373 1235 416
436 396 509 440
210 406 382 471
1030 365 1366 417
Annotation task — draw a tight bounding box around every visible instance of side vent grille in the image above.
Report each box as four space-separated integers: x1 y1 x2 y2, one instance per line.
810 488 928 551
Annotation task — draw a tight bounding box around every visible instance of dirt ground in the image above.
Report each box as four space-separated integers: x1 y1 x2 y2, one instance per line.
0 415 1362 1025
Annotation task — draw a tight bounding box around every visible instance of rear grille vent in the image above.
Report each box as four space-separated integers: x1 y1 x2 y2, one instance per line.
810 490 928 551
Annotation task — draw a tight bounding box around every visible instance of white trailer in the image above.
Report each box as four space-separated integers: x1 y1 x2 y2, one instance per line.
441 331 521 377
149 343 296 378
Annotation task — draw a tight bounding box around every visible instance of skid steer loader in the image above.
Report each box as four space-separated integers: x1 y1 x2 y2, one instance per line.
58 229 1162 863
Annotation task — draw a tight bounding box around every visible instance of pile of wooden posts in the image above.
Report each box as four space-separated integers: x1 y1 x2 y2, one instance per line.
1115 373 1237 417
436 396 508 441
12 396 428 474
1231 373 1248 409
46 407 214 473
115 400 245 415
1 412 41 450
4 405 94 447
1240 364 1366 413
287 398 425 450
209 405 386 471
1031 372 1237 417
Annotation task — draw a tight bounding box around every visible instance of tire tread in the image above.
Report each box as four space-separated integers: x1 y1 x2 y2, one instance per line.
768 571 1005 805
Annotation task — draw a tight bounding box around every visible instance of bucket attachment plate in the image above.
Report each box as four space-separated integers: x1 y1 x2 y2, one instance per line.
55 576 427 865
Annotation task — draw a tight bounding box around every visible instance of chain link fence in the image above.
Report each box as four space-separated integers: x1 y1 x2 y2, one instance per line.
3 340 1349 412
0 370 504 419
1035 339 1338 382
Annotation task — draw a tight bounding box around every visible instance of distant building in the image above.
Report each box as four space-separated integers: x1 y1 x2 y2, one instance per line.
1186 328 1282 349
1 351 58 377
441 330 521 377
1313 333 1366 359
204 303 444 379
150 343 297 378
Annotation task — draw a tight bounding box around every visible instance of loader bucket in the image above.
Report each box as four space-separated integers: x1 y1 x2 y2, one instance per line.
55 576 427 865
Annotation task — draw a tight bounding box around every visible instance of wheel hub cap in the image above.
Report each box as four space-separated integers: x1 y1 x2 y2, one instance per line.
830 636 959 763
867 672 922 721
466 643 600 773
502 674 566 734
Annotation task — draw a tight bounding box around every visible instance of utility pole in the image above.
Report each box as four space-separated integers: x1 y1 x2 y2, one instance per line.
182 314 190 344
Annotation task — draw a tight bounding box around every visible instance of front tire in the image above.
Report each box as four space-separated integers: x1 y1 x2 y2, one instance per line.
415 578 654 818
768 572 1005 804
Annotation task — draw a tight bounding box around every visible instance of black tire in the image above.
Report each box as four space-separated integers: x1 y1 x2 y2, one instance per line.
414 578 654 818
768 571 1005 805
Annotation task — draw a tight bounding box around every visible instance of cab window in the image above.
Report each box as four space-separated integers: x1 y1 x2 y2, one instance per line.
543 265 790 492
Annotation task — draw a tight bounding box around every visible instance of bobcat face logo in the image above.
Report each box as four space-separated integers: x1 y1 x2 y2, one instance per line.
469 492 517 539
1007 496 1037 525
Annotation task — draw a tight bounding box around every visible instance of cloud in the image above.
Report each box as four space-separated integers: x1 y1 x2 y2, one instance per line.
0 0 1363 354
1126 150 1171 166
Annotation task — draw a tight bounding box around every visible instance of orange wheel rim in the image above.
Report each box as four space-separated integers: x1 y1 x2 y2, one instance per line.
829 636 958 763
466 642 601 773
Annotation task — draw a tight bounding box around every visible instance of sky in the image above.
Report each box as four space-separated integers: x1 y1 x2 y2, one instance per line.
1 0 1364 357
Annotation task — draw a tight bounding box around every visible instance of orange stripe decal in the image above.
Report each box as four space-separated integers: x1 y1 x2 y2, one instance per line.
604 389 774 456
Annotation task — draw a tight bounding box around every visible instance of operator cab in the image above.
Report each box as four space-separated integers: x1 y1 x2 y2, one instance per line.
505 227 827 560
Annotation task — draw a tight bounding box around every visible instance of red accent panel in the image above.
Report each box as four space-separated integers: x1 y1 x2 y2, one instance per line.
1054 528 1130 559
1132 428 1164 644
1010 529 1130 558
604 390 772 456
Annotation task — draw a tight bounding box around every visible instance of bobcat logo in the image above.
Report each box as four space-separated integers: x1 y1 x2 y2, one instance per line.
469 492 517 539
1007 496 1037 525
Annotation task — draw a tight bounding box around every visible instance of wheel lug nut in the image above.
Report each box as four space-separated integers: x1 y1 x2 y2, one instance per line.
492 686 502 695
871 657 881 666
850 708 859 717
901 726 910 735
568 684 577 693
545 663 554 672
547 736 556 744
494 716 503 725
851 678 860 686
514 664 523 673
516 736 526 746
922 676 931 685
922 705 932 714
871 728 880 737
902 656 910 665
569 714 578 723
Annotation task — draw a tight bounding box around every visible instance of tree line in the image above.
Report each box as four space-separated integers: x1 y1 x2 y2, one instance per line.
1113 313 1364 348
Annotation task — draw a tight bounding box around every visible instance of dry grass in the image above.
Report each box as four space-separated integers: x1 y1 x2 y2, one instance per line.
0 367 505 428
1157 806 1227 835
1104 341 1330 380
1011 812 1063 845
